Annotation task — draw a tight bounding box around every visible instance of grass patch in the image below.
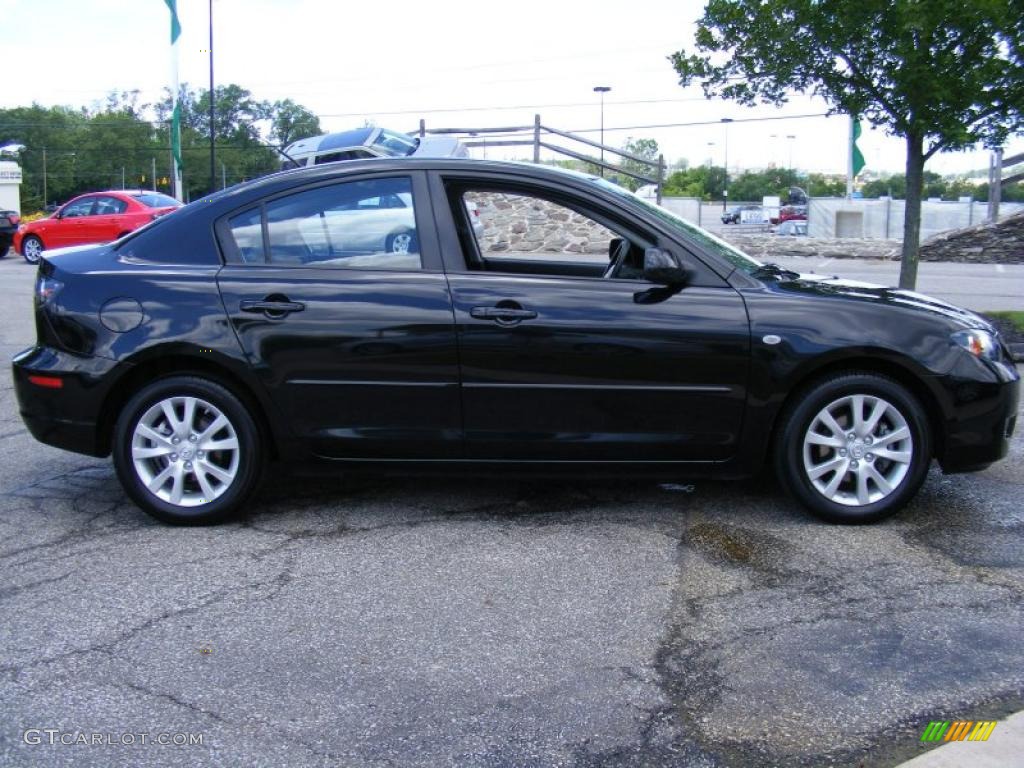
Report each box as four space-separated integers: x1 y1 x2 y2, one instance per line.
986 311 1024 333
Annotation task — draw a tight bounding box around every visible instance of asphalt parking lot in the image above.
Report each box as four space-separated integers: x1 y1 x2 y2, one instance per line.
1 254 1021 767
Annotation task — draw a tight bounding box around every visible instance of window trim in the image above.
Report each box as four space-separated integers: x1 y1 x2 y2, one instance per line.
215 171 443 272
427 170 730 288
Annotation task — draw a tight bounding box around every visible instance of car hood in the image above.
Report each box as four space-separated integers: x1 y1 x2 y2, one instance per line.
781 272 993 331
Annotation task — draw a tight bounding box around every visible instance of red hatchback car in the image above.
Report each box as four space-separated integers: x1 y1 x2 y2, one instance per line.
15 190 181 264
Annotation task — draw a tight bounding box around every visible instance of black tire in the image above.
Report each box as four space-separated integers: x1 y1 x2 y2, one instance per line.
22 235 43 264
112 376 264 524
774 372 932 524
385 230 417 255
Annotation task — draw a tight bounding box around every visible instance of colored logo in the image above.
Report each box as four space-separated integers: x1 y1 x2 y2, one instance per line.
920 721 997 742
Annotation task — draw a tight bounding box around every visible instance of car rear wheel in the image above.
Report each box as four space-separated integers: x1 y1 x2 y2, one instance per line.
113 376 264 524
22 235 43 264
774 373 931 523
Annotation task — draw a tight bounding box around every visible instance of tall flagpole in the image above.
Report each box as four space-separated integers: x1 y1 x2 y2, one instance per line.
164 0 183 201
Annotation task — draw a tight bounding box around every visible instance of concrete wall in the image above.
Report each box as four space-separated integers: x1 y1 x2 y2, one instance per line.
807 197 1024 241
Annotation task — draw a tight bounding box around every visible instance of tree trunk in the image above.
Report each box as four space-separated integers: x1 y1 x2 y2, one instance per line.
899 133 926 290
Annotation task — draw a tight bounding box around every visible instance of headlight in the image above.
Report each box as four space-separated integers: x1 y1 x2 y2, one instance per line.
951 329 1000 361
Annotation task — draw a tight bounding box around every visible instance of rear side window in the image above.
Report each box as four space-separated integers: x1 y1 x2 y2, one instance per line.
228 208 265 264
94 196 128 215
225 176 422 270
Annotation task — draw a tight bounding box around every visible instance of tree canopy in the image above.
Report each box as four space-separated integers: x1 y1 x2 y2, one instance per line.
0 85 321 210
670 0 1024 287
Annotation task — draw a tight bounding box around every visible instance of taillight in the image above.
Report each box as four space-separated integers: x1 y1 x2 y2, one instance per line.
28 375 63 389
35 276 64 306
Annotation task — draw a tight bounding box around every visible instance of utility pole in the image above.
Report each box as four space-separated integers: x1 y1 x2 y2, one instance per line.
721 118 733 211
42 147 47 207
152 157 157 191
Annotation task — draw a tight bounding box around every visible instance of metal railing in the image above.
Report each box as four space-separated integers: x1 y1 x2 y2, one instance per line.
415 114 665 203
989 149 1024 222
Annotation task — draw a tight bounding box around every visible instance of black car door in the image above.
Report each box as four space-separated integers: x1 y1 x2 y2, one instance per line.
429 174 751 462
216 172 462 460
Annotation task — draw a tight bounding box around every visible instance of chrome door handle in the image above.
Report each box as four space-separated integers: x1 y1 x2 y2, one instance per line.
470 306 537 322
239 299 305 317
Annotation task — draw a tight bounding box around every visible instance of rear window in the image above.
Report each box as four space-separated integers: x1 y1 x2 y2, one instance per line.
132 192 182 208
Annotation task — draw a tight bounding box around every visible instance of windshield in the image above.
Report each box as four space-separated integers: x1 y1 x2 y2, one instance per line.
594 179 763 274
372 129 418 157
132 192 182 208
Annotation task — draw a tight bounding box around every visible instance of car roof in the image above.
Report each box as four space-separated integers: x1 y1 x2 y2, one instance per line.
213 157 606 202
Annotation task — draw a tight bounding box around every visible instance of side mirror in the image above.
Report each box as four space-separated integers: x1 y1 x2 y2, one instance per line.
643 248 691 286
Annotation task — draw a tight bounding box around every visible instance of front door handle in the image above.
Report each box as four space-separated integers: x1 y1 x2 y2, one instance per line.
240 297 306 318
470 306 538 324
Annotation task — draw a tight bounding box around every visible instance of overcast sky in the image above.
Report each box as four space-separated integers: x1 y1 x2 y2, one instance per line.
1 0 1019 178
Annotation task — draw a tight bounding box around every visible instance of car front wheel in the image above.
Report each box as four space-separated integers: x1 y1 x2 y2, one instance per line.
113 376 264 524
775 373 932 523
22 235 44 264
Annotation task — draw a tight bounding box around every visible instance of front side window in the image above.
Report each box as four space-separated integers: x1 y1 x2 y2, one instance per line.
459 189 648 279
227 177 422 269
61 198 95 218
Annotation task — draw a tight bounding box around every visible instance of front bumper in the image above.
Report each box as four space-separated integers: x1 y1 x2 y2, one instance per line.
12 346 123 458
937 358 1020 474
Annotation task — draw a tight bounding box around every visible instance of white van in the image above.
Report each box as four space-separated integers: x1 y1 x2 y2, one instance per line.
280 127 467 170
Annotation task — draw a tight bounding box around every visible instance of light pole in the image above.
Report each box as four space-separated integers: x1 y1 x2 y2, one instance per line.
593 86 611 177
786 134 796 170
208 0 216 193
706 141 715 168
721 118 733 211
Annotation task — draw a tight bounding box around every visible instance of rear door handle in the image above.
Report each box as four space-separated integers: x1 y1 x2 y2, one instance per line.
240 298 306 317
470 306 538 323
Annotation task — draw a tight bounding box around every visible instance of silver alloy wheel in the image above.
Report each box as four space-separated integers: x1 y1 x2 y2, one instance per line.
131 396 240 507
390 232 412 254
801 394 913 507
23 237 42 263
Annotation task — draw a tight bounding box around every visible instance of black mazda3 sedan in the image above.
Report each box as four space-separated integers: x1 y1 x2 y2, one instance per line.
11 159 1019 524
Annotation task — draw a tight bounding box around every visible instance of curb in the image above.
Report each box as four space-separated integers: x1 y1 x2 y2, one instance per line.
895 710 1024 767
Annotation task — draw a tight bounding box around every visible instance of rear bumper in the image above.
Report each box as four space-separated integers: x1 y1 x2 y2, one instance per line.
937 361 1020 474
12 346 123 458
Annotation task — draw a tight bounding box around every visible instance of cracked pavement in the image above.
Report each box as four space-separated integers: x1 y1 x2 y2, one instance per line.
0 256 1021 767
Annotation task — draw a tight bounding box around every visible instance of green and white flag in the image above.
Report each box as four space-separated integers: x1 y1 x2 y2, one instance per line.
851 118 866 177
847 115 866 197
164 0 183 200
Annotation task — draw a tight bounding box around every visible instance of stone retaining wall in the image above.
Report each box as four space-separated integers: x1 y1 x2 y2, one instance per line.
468 191 615 254
918 211 1024 264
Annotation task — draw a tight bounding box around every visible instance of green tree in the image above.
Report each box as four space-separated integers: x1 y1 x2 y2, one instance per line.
670 0 1024 288
618 137 660 191
269 98 321 148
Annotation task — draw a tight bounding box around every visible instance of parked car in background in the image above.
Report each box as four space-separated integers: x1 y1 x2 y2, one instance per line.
721 204 762 224
0 209 19 256
280 126 467 170
771 204 808 225
14 191 181 264
13 159 1018 526
774 220 808 236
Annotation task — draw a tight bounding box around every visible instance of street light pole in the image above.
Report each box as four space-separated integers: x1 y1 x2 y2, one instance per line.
209 0 216 194
721 118 733 211
593 86 611 177
786 134 796 170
